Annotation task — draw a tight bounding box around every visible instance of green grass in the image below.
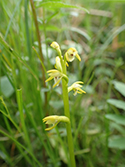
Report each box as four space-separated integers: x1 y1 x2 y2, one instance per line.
0 0 125 167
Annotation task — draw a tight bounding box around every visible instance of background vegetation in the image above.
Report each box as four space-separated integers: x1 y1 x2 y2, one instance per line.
0 0 125 167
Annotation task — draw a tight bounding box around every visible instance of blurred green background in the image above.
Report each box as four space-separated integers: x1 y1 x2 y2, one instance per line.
0 0 125 167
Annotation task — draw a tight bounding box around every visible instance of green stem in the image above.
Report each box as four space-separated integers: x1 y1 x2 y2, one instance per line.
61 64 76 167
43 8 50 67
29 0 48 106
0 129 42 167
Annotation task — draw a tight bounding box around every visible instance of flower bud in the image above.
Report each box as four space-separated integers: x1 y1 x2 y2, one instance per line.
50 41 60 50
50 41 61 57
55 56 62 72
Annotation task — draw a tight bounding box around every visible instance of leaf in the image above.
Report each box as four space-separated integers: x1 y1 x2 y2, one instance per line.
69 27 91 41
34 0 61 2
36 1 89 13
0 33 39 89
0 128 41 166
87 128 100 135
108 136 125 150
93 59 114 66
98 24 125 57
40 24 62 32
74 148 90 155
0 76 14 97
105 114 125 126
95 67 113 77
107 99 125 110
113 80 125 97
59 146 67 163
49 100 64 109
90 0 125 2
110 122 125 135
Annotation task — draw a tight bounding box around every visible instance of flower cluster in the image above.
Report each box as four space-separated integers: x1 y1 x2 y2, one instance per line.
43 41 86 131
45 42 83 89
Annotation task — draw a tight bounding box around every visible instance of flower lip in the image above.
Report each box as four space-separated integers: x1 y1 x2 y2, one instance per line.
65 48 81 62
68 81 86 96
43 115 70 131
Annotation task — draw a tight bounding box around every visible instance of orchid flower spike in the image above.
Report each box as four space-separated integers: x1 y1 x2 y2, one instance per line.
45 69 68 88
68 81 86 96
65 48 81 62
43 115 70 131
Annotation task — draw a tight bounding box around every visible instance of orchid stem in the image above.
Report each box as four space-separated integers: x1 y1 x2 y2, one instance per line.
62 64 76 167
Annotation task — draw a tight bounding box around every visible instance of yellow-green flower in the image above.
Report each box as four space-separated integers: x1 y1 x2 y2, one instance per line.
43 115 70 131
50 41 61 56
55 56 62 72
65 48 81 62
50 41 60 50
68 81 86 96
45 69 68 88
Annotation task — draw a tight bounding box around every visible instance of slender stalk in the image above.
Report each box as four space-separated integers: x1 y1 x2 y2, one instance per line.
42 8 50 67
61 64 76 167
29 0 45 82
30 0 47 106
24 0 32 58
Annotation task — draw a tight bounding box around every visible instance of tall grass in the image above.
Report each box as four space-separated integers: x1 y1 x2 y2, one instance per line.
0 0 125 167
